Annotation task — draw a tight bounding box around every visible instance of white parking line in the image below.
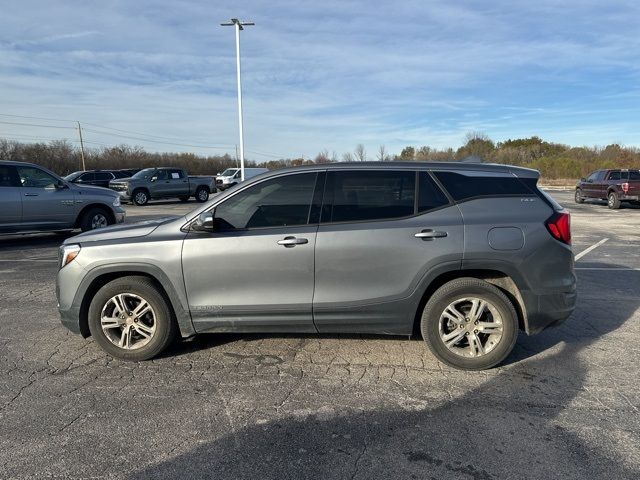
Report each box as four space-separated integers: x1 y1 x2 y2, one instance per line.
575 267 637 271
574 238 609 261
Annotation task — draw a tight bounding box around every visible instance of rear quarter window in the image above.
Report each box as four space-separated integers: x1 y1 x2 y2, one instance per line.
432 171 535 201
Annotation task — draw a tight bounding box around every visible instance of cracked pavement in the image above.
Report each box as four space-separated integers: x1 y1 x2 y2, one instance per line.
0 193 639 479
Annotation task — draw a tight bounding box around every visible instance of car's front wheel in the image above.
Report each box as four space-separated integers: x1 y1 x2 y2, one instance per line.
80 207 112 232
87 276 178 361
420 278 519 370
574 189 584 204
133 189 149 206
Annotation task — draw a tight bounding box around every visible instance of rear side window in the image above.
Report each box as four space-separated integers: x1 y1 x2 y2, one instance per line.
322 171 415 223
432 171 534 201
0 165 20 187
94 172 113 181
629 171 640 180
608 171 621 181
79 172 95 182
169 169 184 179
418 172 450 212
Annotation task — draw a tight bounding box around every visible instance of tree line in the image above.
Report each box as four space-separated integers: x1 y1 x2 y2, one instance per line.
2 133 639 180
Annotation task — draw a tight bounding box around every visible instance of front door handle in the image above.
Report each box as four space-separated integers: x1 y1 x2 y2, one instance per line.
415 229 448 240
24 193 38 197
277 236 309 247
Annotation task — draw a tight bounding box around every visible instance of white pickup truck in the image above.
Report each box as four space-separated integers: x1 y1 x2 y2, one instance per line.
215 167 269 191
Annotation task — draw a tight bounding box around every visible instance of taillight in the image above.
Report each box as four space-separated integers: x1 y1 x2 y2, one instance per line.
545 211 571 245
622 182 629 194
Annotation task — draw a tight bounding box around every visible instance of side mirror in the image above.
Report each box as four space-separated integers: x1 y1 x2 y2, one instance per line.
580 178 585 182
192 211 214 232
55 180 68 190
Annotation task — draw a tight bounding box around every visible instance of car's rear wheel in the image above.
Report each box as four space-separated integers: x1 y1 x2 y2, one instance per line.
608 191 621 209
133 189 149 206
420 278 518 370
574 189 584 204
88 276 178 361
80 207 111 232
195 186 209 203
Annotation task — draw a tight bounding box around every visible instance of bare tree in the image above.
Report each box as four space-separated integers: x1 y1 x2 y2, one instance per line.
314 149 331 164
376 145 389 161
354 144 367 162
342 152 354 162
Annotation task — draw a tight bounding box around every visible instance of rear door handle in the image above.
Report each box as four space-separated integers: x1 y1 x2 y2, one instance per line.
277 236 309 247
24 193 38 197
415 229 447 240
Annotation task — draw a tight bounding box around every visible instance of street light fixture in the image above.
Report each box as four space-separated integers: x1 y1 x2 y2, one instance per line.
221 18 254 181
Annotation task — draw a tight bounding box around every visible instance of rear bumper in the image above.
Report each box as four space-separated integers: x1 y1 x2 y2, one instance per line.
521 287 577 334
620 194 640 201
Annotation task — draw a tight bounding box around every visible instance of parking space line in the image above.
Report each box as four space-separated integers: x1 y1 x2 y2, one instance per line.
574 238 609 261
575 267 638 271
0 259 57 263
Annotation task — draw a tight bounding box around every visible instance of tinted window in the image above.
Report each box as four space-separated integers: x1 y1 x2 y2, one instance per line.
214 172 317 230
94 172 113 181
0 166 20 187
79 172 95 182
168 169 184 179
433 171 534 201
16 166 59 189
418 172 450 212
154 170 169 180
595 171 607 181
607 171 621 181
586 171 599 182
629 171 640 180
113 171 130 178
323 171 415 223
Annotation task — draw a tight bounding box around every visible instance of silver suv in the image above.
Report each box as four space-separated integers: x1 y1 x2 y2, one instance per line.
56 162 576 370
0 160 125 234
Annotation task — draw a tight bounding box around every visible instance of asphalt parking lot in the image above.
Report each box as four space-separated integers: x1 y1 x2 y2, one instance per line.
0 191 638 479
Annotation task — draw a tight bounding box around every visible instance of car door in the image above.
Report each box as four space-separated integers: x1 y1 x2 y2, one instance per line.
94 172 114 188
582 171 599 198
182 171 322 333
16 165 78 229
168 169 189 196
0 165 23 232
313 169 463 334
150 169 170 197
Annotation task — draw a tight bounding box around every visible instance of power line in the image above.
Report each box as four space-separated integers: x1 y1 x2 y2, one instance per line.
82 128 234 150
0 120 75 129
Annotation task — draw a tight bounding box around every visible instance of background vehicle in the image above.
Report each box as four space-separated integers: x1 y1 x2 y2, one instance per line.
108 167 216 205
575 169 640 209
64 169 131 188
58 162 575 370
0 160 125 233
216 167 269 190
117 168 141 177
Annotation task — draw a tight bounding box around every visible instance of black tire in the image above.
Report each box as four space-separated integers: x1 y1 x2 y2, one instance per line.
195 186 209 203
179 196 190 202
87 276 178 361
79 207 112 232
420 278 519 370
574 189 584 204
608 191 621 209
133 189 150 206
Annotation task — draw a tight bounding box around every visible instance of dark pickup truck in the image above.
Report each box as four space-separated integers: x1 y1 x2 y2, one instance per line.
575 169 640 209
109 167 216 205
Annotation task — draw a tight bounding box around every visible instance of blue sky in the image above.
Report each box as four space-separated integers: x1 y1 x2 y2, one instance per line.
0 0 639 160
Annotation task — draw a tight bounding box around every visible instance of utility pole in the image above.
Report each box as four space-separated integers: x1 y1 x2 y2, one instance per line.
77 121 86 170
235 144 239 168
221 18 254 181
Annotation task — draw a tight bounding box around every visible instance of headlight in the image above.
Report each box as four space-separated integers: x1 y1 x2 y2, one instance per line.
59 244 81 269
112 196 121 207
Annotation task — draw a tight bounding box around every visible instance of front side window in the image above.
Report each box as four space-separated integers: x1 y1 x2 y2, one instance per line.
16 166 59 189
0 165 20 187
154 170 169 180
213 172 317 230
79 172 96 182
586 171 599 182
220 168 238 177
322 170 416 223
132 168 156 179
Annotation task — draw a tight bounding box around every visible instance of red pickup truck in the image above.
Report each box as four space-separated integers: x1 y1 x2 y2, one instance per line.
575 169 640 209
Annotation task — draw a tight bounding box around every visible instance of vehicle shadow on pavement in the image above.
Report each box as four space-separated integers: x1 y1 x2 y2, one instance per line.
131 264 639 480
0 232 75 251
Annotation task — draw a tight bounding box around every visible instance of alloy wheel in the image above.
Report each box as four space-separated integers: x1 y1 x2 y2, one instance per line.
100 293 157 350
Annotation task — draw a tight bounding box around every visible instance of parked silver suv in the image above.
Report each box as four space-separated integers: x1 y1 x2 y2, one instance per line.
0 160 125 234
56 162 576 370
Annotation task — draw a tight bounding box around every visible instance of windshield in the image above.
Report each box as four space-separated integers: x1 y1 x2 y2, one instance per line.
220 168 238 177
64 171 83 181
132 168 157 179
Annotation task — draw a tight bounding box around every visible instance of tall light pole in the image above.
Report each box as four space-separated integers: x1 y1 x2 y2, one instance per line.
221 18 254 181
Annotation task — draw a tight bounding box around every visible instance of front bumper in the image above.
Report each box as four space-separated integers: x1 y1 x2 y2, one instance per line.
114 206 126 223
